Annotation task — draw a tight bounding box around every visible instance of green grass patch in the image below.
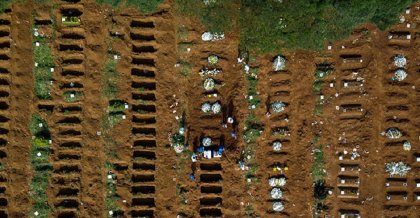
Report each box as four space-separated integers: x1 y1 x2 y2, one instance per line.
247 75 260 107
105 162 120 216
126 0 165 14
33 30 54 100
34 67 52 100
175 0 238 32
178 60 191 76
34 43 54 68
243 112 263 143
102 59 118 99
29 114 51 218
177 42 193 54
313 102 323 116
311 144 325 181
108 100 126 112
177 25 189 41
96 0 122 8
0 0 12 13
63 91 83 103
240 0 416 53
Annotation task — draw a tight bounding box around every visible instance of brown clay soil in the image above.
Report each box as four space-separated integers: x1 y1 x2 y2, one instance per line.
1 0 419 218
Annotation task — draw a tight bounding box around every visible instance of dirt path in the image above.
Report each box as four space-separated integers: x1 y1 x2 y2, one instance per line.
81 1 107 217
7 3 33 217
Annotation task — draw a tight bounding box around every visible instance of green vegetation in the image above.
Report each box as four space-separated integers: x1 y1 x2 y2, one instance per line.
311 144 325 181
97 0 165 14
240 0 416 53
62 16 80 26
175 0 415 53
175 0 238 32
241 54 264 188
178 60 191 76
33 26 54 100
178 42 193 53
102 58 118 99
29 114 52 218
177 25 189 41
96 0 122 8
63 91 83 103
310 134 329 216
0 0 12 13
246 69 260 107
313 66 332 116
105 162 120 217
126 0 165 14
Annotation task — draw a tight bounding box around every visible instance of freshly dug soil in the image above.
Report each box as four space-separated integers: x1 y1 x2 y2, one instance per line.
2 0 419 218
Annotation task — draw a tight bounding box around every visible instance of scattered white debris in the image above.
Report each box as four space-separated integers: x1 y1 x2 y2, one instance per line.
385 128 402 139
201 32 225 41
273 141 282 151
203 0 217 6
269 177 286 187
208 55 218 65
327 45 332 50
271 188 283 199
273 201 284 212
399 15 406 23
394 54 407 68
403 141 411 151
273 55 286 71
271 101 286 113
211 102 221 114
393 69 407 81
202 137 212 147
385 162 411 176
201 102 211 113
203 78 215 91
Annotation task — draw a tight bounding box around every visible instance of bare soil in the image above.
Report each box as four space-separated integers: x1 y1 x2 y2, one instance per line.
2 0 419 218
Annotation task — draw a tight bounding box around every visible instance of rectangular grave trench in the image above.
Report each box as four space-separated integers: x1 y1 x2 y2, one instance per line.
132 185 155 195
132 174 154 183
133 162 155 171
132 116 156 124
201 186 222 194
130 20 155 28
200 208 222 217
200 197 222 206
131 68 155 78
131 210 154 217
200 163 222 171
133 150 156 160
132 197 155 207
133 139 156 148
130 33 155 41
54 198 79 209
56 188 79 197
200 174 222 183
